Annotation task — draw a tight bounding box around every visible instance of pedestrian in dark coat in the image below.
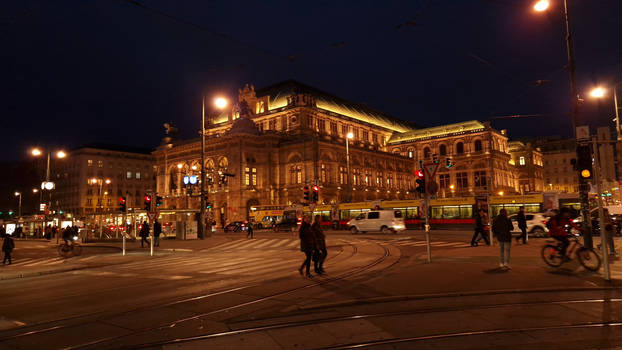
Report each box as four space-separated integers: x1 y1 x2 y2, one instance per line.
516 206 528 244
3 235 15 265
246 222 254 239
139 221 150 248
493 209 513 269
311 215 327 274
471 209 490 246
298 216 315 277
153 220 162 247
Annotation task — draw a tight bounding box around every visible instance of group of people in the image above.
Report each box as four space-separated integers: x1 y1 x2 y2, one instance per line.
298 215 327 277
139 220 162 247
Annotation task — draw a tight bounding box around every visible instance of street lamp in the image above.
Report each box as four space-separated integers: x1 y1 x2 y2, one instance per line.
533 0 549 12
90 178 111 238
589 84 622 141
30 147 67 213
14 192 22 220
200 95 228 239
345 132 354 202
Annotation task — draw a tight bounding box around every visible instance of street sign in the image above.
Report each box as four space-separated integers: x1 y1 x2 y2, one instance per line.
576 125 590 140
147 212 157 221
423 162 440 178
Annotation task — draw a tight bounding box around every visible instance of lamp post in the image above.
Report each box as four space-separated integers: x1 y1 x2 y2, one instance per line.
31 148 66 213
346 132 354 202
90 178 111 238
533 0 594 248
200 96 228 239
14 192 22 220
589 84 622 141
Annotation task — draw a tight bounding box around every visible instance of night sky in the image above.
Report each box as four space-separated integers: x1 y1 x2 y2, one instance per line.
2 0 622 162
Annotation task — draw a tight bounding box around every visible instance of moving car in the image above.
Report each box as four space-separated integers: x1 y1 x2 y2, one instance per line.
272 220 298 232
508 213 548 237
224 221 247 233
347 210 406 234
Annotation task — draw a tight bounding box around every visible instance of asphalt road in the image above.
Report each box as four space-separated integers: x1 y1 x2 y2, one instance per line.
1 230 622 349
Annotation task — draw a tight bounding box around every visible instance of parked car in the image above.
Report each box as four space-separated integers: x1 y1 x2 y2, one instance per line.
224 221 247 233
347 210 406 234
508 212 549 237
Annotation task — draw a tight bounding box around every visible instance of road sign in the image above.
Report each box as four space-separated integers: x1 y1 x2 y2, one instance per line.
427 181 439 195
423 162 440 178
576 125 589 140
147 212 157 221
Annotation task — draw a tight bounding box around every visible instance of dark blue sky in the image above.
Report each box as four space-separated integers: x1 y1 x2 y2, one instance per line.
2 0 621 161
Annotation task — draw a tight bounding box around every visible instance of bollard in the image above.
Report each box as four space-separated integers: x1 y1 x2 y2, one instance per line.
122 234 126 256
150 234 154 257
425 224 431 263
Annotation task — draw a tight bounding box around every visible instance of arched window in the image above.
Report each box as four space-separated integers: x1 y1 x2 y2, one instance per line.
439 144 447 156
456 142 464 154
423 147 431 159
474 140 482 152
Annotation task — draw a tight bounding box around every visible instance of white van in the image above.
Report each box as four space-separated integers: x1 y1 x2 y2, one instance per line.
347 210 406 234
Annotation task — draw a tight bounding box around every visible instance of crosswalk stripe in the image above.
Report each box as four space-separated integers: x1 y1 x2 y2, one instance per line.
251 239 282 249
22 257 60 267
271 239 293 248
202 259 291 275
434 242 459 247
211 240 249 250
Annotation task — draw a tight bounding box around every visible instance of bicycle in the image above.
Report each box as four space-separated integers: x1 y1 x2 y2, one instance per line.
541 235 601 271
58 240 82 258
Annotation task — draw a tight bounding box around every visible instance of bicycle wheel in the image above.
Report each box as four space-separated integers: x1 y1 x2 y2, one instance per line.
72 243 82 256
577 247 601 272
58 244 72 258
541 244 563 267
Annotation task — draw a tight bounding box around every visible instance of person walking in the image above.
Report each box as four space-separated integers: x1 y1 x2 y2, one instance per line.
139 221 150 248
516 206 528 244
153 220 162 247
493 208 513 269
246 222 254 239
471 208 490 246
298 216 315 278
311 215 327 274
2 234 15 265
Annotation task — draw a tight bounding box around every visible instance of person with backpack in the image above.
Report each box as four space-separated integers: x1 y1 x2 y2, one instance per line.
2 234 15 265
471 208 490 246
492 208 513 269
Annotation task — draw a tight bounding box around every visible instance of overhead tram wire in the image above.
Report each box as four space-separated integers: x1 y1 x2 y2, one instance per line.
121 0 290 64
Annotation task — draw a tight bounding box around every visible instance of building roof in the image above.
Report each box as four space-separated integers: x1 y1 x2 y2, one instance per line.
74 143 154 155
254 80 420 133
387 120 487 144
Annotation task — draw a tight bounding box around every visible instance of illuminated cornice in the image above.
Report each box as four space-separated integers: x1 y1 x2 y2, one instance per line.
387 120 488 144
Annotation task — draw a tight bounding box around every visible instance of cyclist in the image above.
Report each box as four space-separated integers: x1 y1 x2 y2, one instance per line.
548 207 579 259
62 225 73 245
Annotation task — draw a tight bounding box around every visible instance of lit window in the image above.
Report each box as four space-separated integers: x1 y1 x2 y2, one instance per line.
126 171 132 179
87 159 93 167
245 167 257 186
98 160 103 168
519 156 525 165
136 172 141 179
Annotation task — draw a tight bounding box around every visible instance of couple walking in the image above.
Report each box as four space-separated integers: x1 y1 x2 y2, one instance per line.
298 215 327 277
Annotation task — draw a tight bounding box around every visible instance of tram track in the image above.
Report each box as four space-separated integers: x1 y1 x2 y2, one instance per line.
126 291 622 349
0 238 390 350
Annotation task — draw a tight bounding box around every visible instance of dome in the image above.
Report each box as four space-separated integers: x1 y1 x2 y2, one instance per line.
226 117 260 136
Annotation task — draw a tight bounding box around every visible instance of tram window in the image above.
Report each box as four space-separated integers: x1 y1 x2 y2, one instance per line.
459 206 472 219
431 207 443 219
394 210 403 218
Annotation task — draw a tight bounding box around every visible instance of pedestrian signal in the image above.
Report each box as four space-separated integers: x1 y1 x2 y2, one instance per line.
143 194 152 211
119 196 127 212
312 185 319 203
156 195 163 207
303 186 310 201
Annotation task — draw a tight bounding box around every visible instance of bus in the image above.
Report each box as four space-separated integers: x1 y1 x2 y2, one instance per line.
248 206 285 229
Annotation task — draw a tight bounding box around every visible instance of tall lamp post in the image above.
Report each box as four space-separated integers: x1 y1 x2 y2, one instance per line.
589 84 622 141
90 178 111 238
200 96 228 239
345 132 354 202
533 0 594 248
31 148 66 213
14 192 22 221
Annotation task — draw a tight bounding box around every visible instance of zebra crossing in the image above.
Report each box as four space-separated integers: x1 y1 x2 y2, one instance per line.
210 238 300 251
3 256 67 268
377 238 472 249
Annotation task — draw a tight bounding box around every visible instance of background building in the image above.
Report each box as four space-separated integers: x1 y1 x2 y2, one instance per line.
508 141 544 193
52 144 155 218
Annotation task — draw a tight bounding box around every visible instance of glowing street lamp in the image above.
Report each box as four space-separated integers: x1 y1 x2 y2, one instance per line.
533 0 549 12
589 84 622 141
200 95 230 239
589 87 606 98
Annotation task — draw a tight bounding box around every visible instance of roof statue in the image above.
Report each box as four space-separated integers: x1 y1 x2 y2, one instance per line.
161 122 179 145
225 101 260 136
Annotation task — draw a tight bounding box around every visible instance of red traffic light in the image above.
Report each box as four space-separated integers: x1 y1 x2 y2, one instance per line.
144 195 151 202
119 197 126 204
312 185 319 191
414 170 424 179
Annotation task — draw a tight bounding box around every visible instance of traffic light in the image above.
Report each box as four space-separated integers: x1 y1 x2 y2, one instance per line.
445 157 453 169
156 196 163 207
432 153 439 164
143 194 152 211
312 185 319 203
415 169 425 194
576 145 593 180
303 185 310 201
206 202 212 209
119 196 126 212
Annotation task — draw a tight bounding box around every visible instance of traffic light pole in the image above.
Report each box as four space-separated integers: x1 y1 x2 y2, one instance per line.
592 137 610 280
199 96 206 239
